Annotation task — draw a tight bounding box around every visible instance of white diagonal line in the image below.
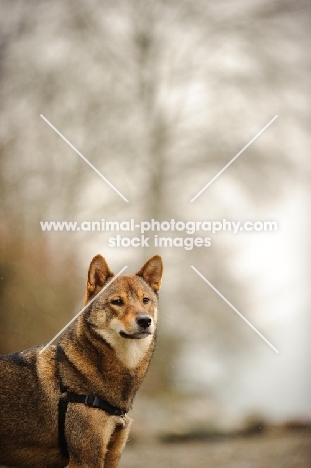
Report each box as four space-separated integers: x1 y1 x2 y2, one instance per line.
40 114 129 202
39 266 128 354
190 115 278 202
191 266 279 354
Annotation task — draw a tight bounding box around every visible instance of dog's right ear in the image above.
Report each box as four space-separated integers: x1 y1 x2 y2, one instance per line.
84 255 114 304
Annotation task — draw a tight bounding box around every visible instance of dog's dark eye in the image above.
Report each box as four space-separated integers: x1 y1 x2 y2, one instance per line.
111 298 124 306
143 297 150 304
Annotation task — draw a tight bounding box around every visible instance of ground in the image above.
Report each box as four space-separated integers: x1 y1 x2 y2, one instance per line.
119 432 311 468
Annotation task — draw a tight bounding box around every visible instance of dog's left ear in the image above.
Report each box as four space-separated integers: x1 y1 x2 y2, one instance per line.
84 255 114 304
136 255 163 292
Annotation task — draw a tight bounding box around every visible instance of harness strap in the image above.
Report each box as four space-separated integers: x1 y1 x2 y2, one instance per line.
58 396 69 459
58 391 126 459
56 344 126 459
66 392 125 416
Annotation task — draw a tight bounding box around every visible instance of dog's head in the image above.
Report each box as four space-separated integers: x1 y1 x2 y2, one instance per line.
83 255 163 342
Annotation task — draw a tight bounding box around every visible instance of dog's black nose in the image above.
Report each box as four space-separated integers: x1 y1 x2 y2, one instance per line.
136 315 152 329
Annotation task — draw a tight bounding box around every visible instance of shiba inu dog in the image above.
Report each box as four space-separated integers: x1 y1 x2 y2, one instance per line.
0 254 163 467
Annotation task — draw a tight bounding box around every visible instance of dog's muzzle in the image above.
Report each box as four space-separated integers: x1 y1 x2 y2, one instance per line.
119 315 153 339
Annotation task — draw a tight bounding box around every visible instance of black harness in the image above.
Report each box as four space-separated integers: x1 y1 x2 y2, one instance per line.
56 346 126 459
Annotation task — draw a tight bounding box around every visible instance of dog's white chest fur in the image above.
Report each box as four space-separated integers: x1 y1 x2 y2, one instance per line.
98 329 153 369
115 335 153 369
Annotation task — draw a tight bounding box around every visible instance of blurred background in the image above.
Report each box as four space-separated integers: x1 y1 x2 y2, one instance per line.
0 0 310 466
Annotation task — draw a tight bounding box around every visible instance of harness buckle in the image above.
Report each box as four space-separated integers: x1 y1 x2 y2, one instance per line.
85 394 99 407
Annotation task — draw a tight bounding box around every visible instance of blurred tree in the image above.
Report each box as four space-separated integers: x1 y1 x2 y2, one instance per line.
0 0 309 395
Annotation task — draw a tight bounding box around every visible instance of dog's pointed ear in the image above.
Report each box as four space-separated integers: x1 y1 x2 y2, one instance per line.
84 255 114 303
136 255 163 292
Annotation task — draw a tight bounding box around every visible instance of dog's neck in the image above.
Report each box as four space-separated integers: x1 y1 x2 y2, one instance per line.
93 326 154 369
58 320 155 412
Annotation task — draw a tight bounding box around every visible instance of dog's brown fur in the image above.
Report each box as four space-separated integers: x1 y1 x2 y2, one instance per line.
0 255 163 468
